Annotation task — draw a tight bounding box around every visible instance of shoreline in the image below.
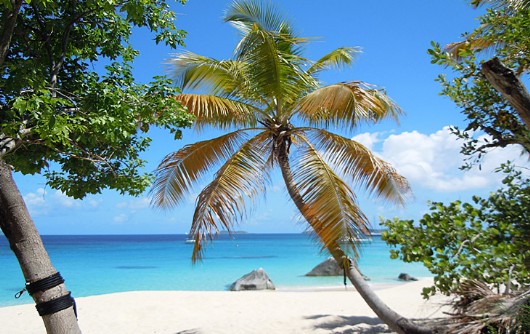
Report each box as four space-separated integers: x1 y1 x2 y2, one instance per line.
0 277 431 308
276 278 432 292
0 278 451 334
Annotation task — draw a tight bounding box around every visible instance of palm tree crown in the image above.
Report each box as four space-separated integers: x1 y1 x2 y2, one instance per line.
152 0 410 262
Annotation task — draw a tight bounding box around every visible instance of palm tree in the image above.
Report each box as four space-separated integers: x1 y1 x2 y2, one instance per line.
152 1 429 333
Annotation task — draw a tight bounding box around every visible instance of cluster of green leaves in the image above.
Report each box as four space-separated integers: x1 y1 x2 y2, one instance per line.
0 0 193 198
428 6 530 168
382 164 530 298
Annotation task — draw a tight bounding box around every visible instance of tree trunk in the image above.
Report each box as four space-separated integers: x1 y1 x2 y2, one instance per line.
276 144 432 334
343 261 432 334
0 160 81 334
482 57 530 128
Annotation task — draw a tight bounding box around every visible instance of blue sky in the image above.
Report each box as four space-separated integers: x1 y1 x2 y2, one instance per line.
13 1 528 235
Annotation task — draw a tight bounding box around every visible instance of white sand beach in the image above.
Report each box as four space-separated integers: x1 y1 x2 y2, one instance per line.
0 278 451 334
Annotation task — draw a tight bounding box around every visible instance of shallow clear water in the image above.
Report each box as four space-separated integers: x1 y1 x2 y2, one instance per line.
0 234 430 307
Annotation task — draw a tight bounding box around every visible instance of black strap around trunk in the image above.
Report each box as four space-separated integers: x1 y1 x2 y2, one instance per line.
26 272 65 296
15 272 77 318
35 292 77 317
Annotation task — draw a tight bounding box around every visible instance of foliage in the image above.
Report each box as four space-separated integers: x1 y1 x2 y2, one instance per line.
0 0 193 199
382 164 530 299
518 302 530 332
152 0 410 262
428 3 530 168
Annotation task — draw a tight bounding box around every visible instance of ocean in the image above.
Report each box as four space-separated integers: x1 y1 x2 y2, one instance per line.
0 234 431 307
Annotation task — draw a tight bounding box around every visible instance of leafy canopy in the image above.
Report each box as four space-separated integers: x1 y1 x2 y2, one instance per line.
382 164 530 299
0 0 193 198
428 2 530 168
152 0 410 262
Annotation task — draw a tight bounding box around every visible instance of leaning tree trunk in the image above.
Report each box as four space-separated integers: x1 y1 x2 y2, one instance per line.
276 144 431 334
0 160 81 334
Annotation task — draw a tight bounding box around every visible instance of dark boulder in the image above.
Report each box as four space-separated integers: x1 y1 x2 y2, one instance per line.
398 273 418 281
305 258 343 276
230 268 276 291
305 258 370 280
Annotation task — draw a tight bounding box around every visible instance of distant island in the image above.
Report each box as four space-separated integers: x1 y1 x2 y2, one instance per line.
369 229 385 236
220 230 248 234
302 229 385 237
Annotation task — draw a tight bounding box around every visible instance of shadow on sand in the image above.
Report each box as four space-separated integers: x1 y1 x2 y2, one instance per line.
174 329 202 334
306 314 393 334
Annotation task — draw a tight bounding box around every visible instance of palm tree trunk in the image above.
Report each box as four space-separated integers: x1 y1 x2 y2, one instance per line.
276 145 432 334
0 160 81 334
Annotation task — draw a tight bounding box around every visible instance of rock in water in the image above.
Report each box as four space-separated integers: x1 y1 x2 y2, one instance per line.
230 268 276 291
398 273 418 281
305 258 343 276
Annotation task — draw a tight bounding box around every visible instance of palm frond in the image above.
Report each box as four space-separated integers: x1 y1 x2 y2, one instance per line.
225 0 294 36
295 81 402 130
168 51 249 97
233 25 313 113
444 24 499 60
445 0 529 60
307 47 361 76
471 0 530 10
151 130 249 209
189 131 273 262
174 94 259 130
234 26 283 102
289 131 370 258
307 129 411 205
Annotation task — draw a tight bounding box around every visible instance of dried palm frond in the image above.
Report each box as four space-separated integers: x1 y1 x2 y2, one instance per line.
444 280 530 333
295 81 402 131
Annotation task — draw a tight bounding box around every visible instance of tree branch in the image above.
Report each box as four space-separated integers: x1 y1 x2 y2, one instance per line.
452 234 481 259
50 8 97 90
482 57 530 128
47 141 119 177
0 119 32 158
0 0 23 68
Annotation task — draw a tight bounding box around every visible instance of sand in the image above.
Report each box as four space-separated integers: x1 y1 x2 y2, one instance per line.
0 278 451 333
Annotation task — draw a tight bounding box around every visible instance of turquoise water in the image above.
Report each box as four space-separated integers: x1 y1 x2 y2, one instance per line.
0 234 430 307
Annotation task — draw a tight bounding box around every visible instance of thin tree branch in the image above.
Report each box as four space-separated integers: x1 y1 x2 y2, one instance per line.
50 7 98 90
0 0 23 68
452 234 481 259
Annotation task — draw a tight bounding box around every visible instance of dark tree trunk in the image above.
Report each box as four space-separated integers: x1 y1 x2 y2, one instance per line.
276 144 432 334
0 160 81 334
482 57 530 128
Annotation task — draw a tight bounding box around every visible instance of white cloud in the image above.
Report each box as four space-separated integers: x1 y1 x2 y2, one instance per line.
113 214 128 224
85 198 102 208
354 127 527 193
23 188 101 216
53 190 81 208
351 132 381 151
116 197 151 211
24 188 47 207
23 188 49 216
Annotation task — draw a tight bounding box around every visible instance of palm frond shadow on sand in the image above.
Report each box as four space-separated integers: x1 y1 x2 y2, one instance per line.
174 329 202 334
305 314 393 333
